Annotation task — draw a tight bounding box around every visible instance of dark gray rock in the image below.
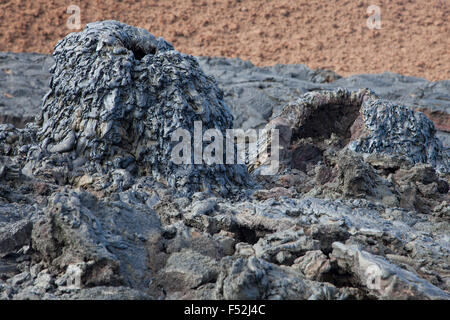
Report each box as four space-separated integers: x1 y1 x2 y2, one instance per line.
214 256 342 300
57 286 153 300
250 88 449 176
332 74 450 114
2 53 448 144
292 250 331 281
331 242 450 300
0 220 32 256
196 57 340 129
349 95 449 173
31 188 162 290
253 228 319 265
25 20 248 195
0 52 53 128
158 249 219 289
197 58 449 146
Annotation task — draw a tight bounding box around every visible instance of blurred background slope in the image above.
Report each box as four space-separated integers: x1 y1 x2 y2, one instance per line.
0 0 448 81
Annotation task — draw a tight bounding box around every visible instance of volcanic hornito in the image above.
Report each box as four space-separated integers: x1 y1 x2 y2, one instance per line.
24 20 249 194
249 88 449 175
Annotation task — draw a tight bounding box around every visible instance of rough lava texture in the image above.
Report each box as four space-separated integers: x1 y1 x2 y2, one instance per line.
349 97 449 174
251 88 448 175
2 53 449 146
25 20 248 195
0 21 449 300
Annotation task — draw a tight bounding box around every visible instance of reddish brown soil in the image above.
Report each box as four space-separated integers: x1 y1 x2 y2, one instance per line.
0 0 449 81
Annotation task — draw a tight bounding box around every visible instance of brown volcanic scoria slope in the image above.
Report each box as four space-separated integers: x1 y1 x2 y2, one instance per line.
0 0 449 81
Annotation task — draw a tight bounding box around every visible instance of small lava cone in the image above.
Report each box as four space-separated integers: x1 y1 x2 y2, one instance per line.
24 20 249 195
